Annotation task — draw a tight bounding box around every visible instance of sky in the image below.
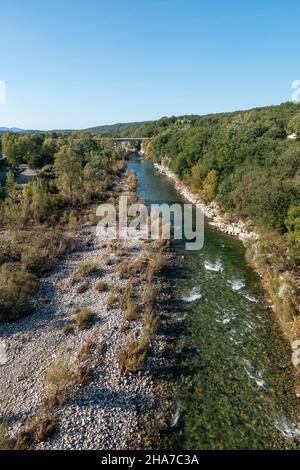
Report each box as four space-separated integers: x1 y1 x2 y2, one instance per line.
0 0 299 130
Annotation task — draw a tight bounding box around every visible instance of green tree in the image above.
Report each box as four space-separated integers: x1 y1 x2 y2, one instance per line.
202 170 218 202
6 170 16 199
54 145 84 205
285 206 300 243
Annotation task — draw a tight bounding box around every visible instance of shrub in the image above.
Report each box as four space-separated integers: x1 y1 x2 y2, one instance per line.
143 285 157 306
124 300 139 321
96 341 106 355
106 293 118 309
43 357 75 408
15 411 58 450
0 424 14 450
74 363 93 385
286 205 300 244
62 324 74 336
77 336 95 363
117 260 130 279
76 262 97 278
73 308 94 330
0 264 39 322
95 281 109 292
21 248 49 274
144 309 160 337
76 282 89 294
116 333 149 373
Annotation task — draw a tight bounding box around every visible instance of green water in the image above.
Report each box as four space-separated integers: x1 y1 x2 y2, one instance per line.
128 155 299 450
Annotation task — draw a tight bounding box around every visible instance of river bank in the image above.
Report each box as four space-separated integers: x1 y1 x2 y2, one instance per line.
153 159 300 395
0 171 172 450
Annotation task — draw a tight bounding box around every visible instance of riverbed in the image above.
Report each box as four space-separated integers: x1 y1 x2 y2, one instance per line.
128 155 300 450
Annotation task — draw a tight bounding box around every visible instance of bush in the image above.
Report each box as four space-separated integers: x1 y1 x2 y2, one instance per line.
0 424 14 450
21 248 49 274
0 264 39 322
144 309 160 337
116 333 149 373
286 206 300 244
15 411 58 450
76 282 89 294
95 281 109 292
143 285 157 306
73 307 94 330
76 262 97 278
43 356 75 408
124 300 139 321
62 324 74 336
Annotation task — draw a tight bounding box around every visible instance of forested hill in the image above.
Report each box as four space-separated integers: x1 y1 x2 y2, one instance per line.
117 102 300 245
83 121 149 135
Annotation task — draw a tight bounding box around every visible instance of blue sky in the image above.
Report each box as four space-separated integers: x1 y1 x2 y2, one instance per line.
0 0 299 129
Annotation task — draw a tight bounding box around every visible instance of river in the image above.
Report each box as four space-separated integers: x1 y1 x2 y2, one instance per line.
127 155 299 450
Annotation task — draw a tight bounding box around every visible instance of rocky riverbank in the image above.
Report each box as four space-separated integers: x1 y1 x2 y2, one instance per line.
153 162 258 243
0 174 173 450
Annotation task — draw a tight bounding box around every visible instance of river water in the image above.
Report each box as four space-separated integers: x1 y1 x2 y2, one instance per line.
128 155 299 450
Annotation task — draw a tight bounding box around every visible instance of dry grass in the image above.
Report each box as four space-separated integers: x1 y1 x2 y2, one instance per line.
74 363 93 385
95 281 110 292
124 300 140 321
116 332 149 374
77 336 95 363
0 424 15 450
143 285 157 306
144 309 160 337
15 410 58 450
62 324 74 336
96 341 106 355
76 282 89 294
117 259 130 279
76 262 97 278
43 356 75 408
73 307 94 330
106 293 118 309
73 337 95 385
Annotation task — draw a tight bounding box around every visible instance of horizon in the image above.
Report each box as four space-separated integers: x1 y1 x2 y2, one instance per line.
0 100 296 132
0 0 299 129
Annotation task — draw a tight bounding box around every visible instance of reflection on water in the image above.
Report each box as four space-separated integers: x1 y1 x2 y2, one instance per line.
128 155 299 450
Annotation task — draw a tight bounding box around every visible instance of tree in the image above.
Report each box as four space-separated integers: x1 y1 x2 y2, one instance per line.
54 145 84 205
6 170 16 199
2 133 22 167
202 170 218 202
285 206 300 243
287 113 300 134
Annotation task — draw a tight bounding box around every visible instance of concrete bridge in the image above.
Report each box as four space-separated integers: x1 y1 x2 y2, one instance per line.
113 137 144 149
114 138 144 143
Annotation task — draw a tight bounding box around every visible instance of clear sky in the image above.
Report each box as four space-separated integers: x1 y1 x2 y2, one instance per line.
0 0 299 130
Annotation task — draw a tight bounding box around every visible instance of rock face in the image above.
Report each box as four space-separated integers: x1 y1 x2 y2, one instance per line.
154 162 259 245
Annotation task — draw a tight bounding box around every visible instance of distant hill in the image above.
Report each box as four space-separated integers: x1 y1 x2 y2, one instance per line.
0 127 24 133
82 121 148 135
0 121 148 136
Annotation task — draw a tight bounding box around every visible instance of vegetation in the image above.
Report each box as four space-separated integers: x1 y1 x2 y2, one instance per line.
95 281 109 292
43 356 75 408
116 332 150 373
115 102 300 334
76 282 89 294
0 131 126 323
0 264 39 322
73 307 94 330
75 262 97 278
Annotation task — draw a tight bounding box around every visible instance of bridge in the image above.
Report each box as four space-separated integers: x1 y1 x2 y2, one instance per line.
113 137 145 150
114 138 144 143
